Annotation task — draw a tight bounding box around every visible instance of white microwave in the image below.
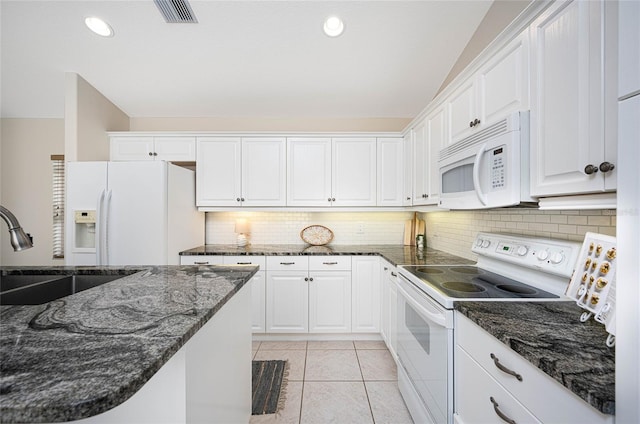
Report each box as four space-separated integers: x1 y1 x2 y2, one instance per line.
438 111 535 210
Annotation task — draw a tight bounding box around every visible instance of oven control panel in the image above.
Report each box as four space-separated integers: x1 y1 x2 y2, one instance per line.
472 232 581 278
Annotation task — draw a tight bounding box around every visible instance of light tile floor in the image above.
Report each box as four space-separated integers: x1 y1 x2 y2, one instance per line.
250 341 414 424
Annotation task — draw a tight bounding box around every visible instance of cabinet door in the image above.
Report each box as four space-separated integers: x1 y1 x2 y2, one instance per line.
403 135 413 206
250 271 266 333
110 137 154 161
332 138 377 207
377 138 404 207
447 78 478 145
308 271 351 333
196 137 242 207
241 138 286 207
265 272 308 333
479 31 530 127
351 256 381 333
426 107 446 204
154 137 196 162
530 0 606 196
412 119 429 205
287 138 332 207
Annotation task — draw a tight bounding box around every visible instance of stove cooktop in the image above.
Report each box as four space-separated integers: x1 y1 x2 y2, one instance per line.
399 265 559 307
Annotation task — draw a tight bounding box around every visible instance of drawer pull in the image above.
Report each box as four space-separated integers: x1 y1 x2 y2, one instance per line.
193 261 209 265
280 262 296 265
391 272 398 277
490 353 523 381
236 262 252 265
322 262 338 265
490 397 516 424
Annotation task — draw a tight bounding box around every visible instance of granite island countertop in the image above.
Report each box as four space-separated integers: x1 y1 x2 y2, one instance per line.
180 244 474 267
0 264 257 423
455 301 615 415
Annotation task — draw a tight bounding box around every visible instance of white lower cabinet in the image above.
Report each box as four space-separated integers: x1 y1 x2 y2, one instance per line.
222 256 266 334
266 270 309 333
308 271 351 333
380 259 398 359
455 313 613 424
351 256 381 333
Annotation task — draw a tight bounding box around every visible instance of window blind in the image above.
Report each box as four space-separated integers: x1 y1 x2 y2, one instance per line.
52 155 65 259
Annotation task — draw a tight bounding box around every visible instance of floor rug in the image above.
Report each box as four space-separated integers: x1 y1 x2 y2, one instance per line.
252 360 287 415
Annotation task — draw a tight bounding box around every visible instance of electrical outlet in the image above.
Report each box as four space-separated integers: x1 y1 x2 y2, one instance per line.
356 222 365 235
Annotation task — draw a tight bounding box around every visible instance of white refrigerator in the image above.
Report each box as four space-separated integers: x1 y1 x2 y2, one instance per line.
65 161 204 266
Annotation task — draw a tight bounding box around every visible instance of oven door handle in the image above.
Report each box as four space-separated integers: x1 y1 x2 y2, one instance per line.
472 142 488 206
397 278 448 328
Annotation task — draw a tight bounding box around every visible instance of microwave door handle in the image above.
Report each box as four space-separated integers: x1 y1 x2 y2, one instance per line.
473 143 488 206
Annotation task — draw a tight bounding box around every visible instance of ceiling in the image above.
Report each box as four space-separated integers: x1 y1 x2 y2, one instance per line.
0 0 493 119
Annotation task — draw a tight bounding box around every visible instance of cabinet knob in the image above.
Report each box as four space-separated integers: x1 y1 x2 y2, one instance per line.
469 121 474 128
304 277 309 281
236 198 241 202
331 198 336 202
328 198 332 202
148 152 153 156
599 162 615 173
406 197 411 200
153 152 158 156
473 118 481 126
241 197 245 202
584 164 599 175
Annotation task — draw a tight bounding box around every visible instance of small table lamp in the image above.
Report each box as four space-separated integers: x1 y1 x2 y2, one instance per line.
235 219 250 247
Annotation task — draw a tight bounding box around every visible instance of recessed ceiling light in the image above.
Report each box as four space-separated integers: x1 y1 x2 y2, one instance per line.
85 17 114 37
323 16 344 37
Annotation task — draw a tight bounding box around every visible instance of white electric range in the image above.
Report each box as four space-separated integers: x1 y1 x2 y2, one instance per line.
395 232 581 424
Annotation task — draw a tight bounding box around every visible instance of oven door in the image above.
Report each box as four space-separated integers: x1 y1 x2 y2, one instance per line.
396 274 454 424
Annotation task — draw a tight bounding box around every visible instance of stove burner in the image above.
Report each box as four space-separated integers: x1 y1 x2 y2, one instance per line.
452 267 482 275
441 281 487 293
416 268 444 274
496 284 537 295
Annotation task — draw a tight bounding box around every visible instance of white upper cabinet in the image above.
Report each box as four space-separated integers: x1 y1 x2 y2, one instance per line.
403 135 413 206
377 138 404 207
287 138 332 207
412 118 429 205
287 137 377 207
412 112 440 206
197 137 285 207
196 137 242 207
241 138 286 207
446 30 530 146
479 31 530 127
530 0 617 197
110 136 196 162
332 138 377 207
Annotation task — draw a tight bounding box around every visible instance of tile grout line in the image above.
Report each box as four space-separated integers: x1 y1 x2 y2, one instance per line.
298 342 308 424
354 347 377 424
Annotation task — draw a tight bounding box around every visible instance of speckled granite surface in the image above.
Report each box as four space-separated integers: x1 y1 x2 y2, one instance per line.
179 244 474 267
0 265 257 423
455 301 615 415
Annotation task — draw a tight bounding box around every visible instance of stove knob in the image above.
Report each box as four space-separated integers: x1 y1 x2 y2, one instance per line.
517 246 528 256
537 250 549 261
481 240 491 248
550 252 565 264
476 238 484 247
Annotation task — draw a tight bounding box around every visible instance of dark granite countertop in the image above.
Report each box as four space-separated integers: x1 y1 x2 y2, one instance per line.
455 301 615 415
179 244 474 267
0 265 257 423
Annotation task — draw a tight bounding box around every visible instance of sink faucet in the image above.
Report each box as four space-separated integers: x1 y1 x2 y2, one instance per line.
0 205 33 251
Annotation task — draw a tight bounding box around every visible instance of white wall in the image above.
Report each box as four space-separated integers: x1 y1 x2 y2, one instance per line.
0 118 65 266
205 211 414 245
423 209 617 261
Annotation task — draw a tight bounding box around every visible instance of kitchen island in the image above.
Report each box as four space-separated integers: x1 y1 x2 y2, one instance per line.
0 265 257 423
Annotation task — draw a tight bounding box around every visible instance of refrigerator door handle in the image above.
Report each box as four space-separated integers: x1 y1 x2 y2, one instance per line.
104 189 113 265
96 190 106 266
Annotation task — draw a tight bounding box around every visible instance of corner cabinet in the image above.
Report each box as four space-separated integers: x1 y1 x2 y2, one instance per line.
530 0 617 197
196 137 286 207
377 138 404 207
110 136 196 162
411 112 441 206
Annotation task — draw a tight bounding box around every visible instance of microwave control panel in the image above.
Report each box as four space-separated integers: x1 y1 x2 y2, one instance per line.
490 146 506 190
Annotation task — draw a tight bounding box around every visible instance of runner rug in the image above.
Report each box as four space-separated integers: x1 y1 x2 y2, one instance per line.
251 360 287 415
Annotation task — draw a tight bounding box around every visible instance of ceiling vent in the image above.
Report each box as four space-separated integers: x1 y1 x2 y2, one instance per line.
154 0 198 23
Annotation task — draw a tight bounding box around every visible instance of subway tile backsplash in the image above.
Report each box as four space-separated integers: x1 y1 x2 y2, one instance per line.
203 209 616 261
423 209 616 261
204 211 415 245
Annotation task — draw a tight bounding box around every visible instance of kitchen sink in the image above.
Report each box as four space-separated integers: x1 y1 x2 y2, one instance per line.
0 274 127 305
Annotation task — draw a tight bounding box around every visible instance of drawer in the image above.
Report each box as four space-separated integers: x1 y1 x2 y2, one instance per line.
456 313 613 424
266 256 308 271
455 346 541 424
308 256 351 271
223 255 266 269
180 255 223 265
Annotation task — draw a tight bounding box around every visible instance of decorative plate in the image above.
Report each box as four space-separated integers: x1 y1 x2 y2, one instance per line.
300 225 334 246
